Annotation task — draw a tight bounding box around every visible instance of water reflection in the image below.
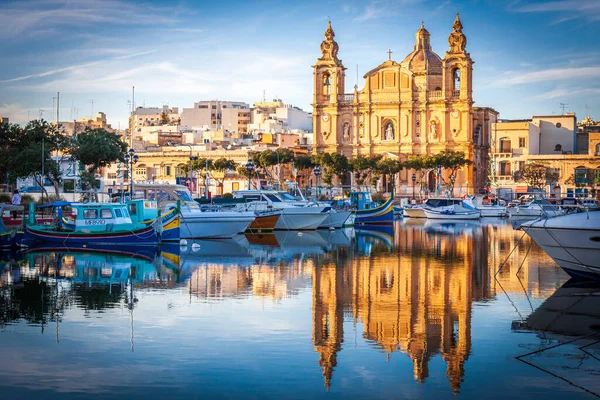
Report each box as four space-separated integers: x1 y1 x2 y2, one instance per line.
0 221 581 398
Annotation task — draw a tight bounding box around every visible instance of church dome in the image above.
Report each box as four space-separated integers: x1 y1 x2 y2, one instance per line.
402 22 442 72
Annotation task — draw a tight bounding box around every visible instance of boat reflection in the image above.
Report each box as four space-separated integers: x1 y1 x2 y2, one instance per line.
513 280 600 396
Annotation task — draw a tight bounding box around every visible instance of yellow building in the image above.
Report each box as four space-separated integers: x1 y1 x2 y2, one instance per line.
312 15 496 192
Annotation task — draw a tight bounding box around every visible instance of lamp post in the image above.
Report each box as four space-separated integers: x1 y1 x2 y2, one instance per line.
313 165 321 199
411 173 416 200
245 159 255 190
166 141 196 193
123 148 139 199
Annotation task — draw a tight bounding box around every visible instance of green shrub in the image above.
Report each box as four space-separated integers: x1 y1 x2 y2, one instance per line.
0 193 11 203
21 194 35 204
222 192 233 199
371 193 386 203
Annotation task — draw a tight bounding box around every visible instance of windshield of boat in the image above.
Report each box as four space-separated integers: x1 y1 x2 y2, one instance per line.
425 199 462 207
279 193 296 201
265 194 282 202
175 190 194 202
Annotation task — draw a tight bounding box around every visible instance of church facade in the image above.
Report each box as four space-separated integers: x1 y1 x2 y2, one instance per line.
312 14 497 194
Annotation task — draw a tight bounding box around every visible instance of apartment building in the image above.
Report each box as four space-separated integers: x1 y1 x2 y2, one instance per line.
180 101 250 133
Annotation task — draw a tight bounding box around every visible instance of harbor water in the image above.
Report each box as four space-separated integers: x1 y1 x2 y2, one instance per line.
1 219 599 399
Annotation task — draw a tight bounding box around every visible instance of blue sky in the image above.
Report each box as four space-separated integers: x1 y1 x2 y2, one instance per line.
0 0 599 128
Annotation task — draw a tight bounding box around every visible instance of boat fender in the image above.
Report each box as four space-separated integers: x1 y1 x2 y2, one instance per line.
192 243 201 252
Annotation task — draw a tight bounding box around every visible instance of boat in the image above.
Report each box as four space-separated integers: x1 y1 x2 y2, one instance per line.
463 195 508 217
507 198 564 218
402 197 464 218
423 204 481 220
134 183 256 239
232 190 329 230
0 204 24 248
520 211 600 279
277 185 354 229
350 192 394 225
22 199 179 247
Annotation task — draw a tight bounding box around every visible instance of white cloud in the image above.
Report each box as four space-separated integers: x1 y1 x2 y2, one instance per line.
513 0 600 21
534 87 600 100
497 66 600 85
353 0 424 22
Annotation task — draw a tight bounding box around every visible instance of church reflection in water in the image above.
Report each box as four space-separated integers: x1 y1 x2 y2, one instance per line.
312 219 565 393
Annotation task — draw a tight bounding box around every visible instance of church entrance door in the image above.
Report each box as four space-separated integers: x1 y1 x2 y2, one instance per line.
427 170 436 194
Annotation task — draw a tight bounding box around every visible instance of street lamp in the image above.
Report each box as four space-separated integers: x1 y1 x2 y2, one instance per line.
411 173 416 200
123 148 139 199
313 165 321 199
245 159 255 190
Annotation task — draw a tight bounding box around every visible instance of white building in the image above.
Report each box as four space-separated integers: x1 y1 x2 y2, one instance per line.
249 99 312 133
181 101 250 133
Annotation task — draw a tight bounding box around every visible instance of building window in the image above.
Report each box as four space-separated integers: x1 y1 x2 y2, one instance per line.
212 105 216 109
499 161 511 176
232 182 239 191
135 167 146 176
165 166 172 176
518 161 525 170
107 173 117 179
556 122 562 128
519 137 526 148
574 167 589 186
554 144 562 152
499 138 511 153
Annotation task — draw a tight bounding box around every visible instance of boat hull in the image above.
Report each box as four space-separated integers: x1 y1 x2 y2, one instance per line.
319 211 353 229
246 212 280 233
478 206 508 217
403 207 426 218
354 199 394 225
179 211 255 238
275 209 328 230
22 225 159 247
522 213 600 279
424 209 481 220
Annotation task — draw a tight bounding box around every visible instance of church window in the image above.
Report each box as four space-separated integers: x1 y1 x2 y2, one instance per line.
595 143 600 155
556 122 562 128
452 69 461 91
323 74 331 95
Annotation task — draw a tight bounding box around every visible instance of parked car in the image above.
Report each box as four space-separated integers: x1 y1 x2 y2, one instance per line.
19 186 43 193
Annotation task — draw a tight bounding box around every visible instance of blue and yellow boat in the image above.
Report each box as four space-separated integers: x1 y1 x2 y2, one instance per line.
351 192 394 225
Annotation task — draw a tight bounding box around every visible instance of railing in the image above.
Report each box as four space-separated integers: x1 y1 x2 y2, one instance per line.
512 148 524 155
498 148 512 154
428 90 443 99
452 90 460 97
337 93 355 102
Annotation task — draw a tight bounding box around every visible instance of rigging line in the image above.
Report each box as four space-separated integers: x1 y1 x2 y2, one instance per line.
495 276 526 322
515 272 535 313
494 218 538 277
579 339 600 362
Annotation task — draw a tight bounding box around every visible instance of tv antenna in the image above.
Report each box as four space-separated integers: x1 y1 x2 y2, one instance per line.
559 102 568 115
90 99 95 116
585 104 590 114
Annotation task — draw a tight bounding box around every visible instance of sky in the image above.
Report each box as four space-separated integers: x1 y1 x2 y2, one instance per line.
0 0 599 128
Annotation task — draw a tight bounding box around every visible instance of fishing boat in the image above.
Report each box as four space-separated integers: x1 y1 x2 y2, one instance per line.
245 210 281 233
135 183 255 238
0 204 24 248
350 192 394 225
232 190 329 230
22 199 179 247
520 211 600 279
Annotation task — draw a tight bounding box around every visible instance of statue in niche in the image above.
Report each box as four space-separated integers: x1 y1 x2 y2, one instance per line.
430 119 438 140
343 123 350 141
384 122 395 141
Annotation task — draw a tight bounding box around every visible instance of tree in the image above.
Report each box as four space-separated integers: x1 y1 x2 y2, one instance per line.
514 162 558 192
313 152 350 186
404 155 434 195
211 157 237 193
160 111 170 125
0 120 71 200
432 150 472 196
292 154 315 184
375 158 404 193
350 155 382 190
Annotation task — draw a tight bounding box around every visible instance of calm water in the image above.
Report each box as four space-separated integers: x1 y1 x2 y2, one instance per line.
1 219 599 399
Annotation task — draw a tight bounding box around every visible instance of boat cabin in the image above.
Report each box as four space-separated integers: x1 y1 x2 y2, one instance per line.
134 183 200 212
350 192 379 210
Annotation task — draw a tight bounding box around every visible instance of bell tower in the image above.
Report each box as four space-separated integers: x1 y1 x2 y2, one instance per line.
313 20 346 151
444 12 472 102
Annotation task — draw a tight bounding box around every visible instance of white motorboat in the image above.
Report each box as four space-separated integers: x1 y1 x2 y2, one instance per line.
232 190 328 230
278 188 354 229
404 198 468 219
463 196 508 217
507 199 564 218
424 204 481 220
134 183 255 239
520 211 600 279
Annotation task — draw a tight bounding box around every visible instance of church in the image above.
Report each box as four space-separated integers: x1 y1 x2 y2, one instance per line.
312 14 498 194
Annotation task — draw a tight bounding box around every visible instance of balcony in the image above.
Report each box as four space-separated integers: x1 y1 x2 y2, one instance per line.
452 90 460 98
337 93 355 103
512 148 524 155
428 90 443 100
